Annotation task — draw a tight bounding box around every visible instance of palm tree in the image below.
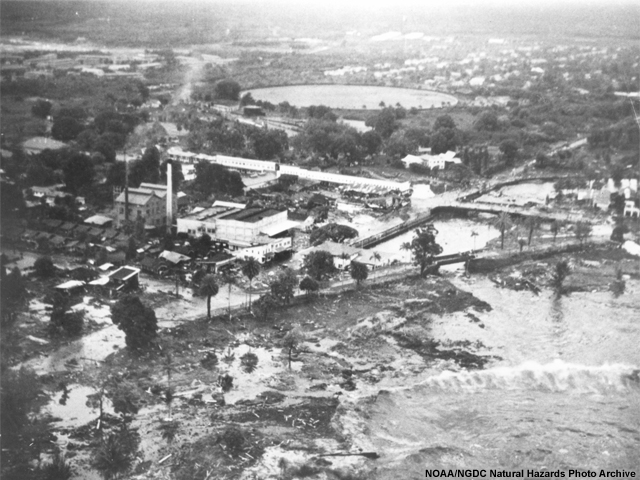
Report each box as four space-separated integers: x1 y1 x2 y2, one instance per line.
199 274 218 320
241 257 260 310
471 230 478 251
220 270 235 321
400 241 412 261
492 212 513 250
370 252 382 280
524 217 539 246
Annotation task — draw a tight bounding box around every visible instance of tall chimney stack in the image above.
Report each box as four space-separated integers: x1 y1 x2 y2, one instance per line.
166 160 173 233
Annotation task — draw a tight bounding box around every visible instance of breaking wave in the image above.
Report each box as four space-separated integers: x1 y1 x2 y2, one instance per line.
407 360 640 394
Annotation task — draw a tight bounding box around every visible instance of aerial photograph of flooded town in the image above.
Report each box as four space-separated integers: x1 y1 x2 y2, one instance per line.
0 0 639 478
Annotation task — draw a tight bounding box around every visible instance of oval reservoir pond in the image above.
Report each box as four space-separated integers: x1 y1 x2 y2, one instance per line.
244 84 458 110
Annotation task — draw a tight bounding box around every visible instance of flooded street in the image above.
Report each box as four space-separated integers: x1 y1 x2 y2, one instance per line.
353 278 640 477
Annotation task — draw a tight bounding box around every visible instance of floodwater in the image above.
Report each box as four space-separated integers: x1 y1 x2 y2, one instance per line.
375 218 500 262
351 278 640 477
245 85 458 110
477 182 556 205
46 384 113 430
23 325 125 375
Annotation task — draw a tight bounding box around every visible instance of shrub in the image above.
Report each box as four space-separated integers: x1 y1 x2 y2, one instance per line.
39 453 73 480
219 427 245 456
34 256 56 277
240 351 259 373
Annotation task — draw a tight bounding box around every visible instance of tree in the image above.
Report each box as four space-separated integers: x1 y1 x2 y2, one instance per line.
193 233 212 257
350 260 368 286
111 295 158 351
39 453 73 480
63 152 95 194
270 268 298 305
493 212 513 249
126 237 137 261
551 260 570 297
610 222 628 243
219 270 237 321
518 238 526 253
49 296 84 337
610 267 626 298
0 367 41 448
239 92 255 107
303 250 336 280
282 327 304 370
369 252 382 280
199 275 219 320
365 108 397 139
215 79 241 101
430 115 460 154
429 128 459 155
106 380 141 422
361 130 383 156
499 139 519 166
1 266 27 325
31 99 52 119
299 276 319 299
254 292 279 321
241 257 260 309
474 111 499 131
523 217 539 246
550 220 560 242
193 162 245 197
433 114 456 131
574 221 592 245
403 225 443 276
52 116 83 142
92 424 140 480
385 131 417 159
34 256 56 277
250 128 289 160
470 230 479 251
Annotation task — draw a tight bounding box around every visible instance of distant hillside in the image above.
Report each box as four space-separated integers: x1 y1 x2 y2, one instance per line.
1 1 638 48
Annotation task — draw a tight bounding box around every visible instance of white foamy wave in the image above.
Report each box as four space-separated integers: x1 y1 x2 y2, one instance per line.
408 360 640 394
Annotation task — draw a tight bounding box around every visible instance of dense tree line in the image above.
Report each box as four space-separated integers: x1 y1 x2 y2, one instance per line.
193 161 245 197
187 117 288 160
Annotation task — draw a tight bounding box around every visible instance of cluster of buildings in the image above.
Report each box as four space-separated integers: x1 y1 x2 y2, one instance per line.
400 151 461 170
177 202 297 264
0 51 163 82
316 36 635 100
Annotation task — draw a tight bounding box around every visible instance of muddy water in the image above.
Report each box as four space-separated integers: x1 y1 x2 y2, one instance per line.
23 325 125 375
354 278 640 477
46 384 113 429
375 219 500 262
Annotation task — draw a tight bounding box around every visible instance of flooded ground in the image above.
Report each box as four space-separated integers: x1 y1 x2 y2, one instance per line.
376 218 500 262
347 277 640 478
477 182 557 205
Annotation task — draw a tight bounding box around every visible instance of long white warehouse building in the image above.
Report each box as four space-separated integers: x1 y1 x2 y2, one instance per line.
167 147 411 193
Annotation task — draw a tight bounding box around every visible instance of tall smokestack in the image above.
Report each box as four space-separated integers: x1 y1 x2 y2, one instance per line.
124 149 129 225
166 160 173 233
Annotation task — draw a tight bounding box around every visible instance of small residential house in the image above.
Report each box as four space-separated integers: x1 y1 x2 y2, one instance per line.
108 266 140 291
624 199 639 218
